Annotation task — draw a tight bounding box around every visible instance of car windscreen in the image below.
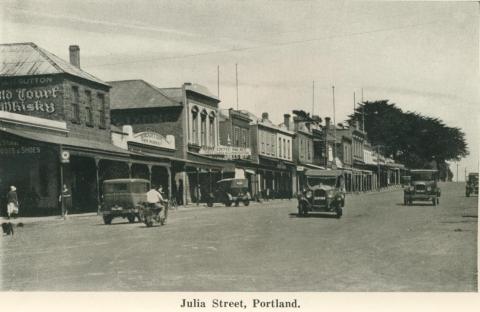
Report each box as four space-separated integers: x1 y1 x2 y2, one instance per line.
131 183 149 193
468 175 478 183
307 176 337 187
411 172 436 181
104 183 128 193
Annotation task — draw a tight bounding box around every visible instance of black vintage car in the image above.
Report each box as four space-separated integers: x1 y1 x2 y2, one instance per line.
466 172 478 197
403 169 441 206
207 178 251 207
297 169 345 218
101 179 149 224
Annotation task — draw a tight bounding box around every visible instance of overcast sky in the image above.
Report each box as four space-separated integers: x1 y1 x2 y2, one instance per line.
1 0 478 181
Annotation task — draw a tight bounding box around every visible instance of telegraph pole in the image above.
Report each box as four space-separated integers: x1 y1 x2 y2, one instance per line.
235 63 239 110
362 88 365 132
217 65 220 98
332 85 336 164
312 80 315 115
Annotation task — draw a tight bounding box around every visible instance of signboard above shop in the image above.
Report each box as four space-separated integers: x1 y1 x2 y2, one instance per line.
199 145 251 160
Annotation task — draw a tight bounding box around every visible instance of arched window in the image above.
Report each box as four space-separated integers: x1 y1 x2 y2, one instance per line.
209 112 216 147
191 106 199 144
200 110 207 146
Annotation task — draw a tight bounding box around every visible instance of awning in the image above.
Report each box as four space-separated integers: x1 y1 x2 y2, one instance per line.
0 127 130 157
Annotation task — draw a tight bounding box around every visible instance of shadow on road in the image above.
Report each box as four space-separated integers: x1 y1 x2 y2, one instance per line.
395 203 437 207
288 213 339 219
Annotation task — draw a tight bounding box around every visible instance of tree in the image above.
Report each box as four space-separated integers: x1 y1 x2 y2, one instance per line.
348 100 469 174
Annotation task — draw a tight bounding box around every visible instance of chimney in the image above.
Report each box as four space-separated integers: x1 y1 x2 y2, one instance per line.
325 117 331 128
283 114 290 130
261 112 269 120
69 45 80 68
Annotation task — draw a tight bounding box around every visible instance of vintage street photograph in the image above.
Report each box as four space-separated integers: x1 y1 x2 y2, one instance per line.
0 0 478 298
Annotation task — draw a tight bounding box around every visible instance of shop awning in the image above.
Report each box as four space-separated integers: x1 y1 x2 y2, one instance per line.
0 127 130 157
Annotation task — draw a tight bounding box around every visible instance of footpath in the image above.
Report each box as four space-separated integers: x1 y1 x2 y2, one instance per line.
1 186 403 225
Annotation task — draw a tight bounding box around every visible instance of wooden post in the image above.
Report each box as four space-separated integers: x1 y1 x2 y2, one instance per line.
95 157 101 215
166 167 172 199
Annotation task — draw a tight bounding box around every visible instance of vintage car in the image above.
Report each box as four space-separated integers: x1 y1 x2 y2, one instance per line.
101 178 149 224
400 175 411 188
466 172 478 197
297 169 345 218
403 169 441 206
207 178 251 207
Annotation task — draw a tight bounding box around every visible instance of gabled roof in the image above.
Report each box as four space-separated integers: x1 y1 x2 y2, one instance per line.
0 42 108 87
108 80 181 110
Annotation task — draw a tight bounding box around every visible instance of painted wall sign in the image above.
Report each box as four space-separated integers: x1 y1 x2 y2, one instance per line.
199 145 251 160
0 138 41 155
0 76 63 121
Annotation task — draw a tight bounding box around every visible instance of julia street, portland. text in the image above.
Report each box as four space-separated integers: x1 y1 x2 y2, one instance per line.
180 298 300 309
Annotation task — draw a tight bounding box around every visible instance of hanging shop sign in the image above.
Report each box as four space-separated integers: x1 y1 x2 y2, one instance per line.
199 146 251 160
60 150 70 163
129 131 175 150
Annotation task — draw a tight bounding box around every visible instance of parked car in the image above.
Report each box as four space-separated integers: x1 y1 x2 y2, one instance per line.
400 175 411 188
297 169 345 218
207 178 251 207
465 172 478 197
403 169 440 206
101 178 149 224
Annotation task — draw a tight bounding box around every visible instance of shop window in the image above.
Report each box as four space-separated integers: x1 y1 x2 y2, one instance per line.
287 140 291 159
283 138 286 159
98 93 106 129
241 128 247 148
200 111 207 146
85 90 94 127
71 86 80 123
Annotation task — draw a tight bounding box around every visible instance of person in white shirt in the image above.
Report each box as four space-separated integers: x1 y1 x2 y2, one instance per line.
146 185 168 224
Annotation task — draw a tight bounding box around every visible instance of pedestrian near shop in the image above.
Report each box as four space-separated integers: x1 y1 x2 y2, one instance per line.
7 186 19 219
59 184 72 219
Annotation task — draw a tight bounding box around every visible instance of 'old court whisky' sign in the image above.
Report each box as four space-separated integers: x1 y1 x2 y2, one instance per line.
0 76 63 119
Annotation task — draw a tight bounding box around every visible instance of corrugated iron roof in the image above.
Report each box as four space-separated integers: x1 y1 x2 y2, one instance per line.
108 80 181 110
0 42 109 87
158 87 184 103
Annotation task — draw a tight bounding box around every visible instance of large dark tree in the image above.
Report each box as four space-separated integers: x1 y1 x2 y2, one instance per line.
348 100 468 177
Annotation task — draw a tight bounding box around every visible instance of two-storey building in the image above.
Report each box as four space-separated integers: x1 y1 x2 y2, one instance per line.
250 112 295 199
0 43 137 216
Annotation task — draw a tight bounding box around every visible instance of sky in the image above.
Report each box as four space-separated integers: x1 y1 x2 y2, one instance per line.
1 0 478 181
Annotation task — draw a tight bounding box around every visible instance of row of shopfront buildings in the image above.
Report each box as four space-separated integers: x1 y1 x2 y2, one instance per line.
0 43 406 216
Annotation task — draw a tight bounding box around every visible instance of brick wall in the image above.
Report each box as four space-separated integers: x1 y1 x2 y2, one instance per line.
62 75 111 143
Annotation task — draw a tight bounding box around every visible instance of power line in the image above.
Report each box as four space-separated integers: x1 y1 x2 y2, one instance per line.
87 19 449 68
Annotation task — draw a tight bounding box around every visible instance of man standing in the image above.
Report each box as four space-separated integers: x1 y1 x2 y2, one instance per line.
59 184 72 219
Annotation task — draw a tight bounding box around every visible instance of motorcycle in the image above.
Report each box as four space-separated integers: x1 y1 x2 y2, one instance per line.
138 201 168 227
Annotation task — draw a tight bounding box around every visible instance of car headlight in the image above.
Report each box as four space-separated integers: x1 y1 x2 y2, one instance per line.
327 191 334 198
409 186 414 191
426 186 432 192
306 191 313 198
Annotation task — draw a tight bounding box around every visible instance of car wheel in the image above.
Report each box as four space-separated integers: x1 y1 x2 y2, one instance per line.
437 197 440 204
466 191 470 197
335 205 343 219
243 200 250 206
103 215 112 225
127 214 135 223
145 215 153 227
404 197 408 206
432 198 437 206
225 201 232 207
341 198 345 207
207 201 213 207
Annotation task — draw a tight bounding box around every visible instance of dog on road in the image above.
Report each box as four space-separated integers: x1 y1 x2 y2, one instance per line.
2 222 14 236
